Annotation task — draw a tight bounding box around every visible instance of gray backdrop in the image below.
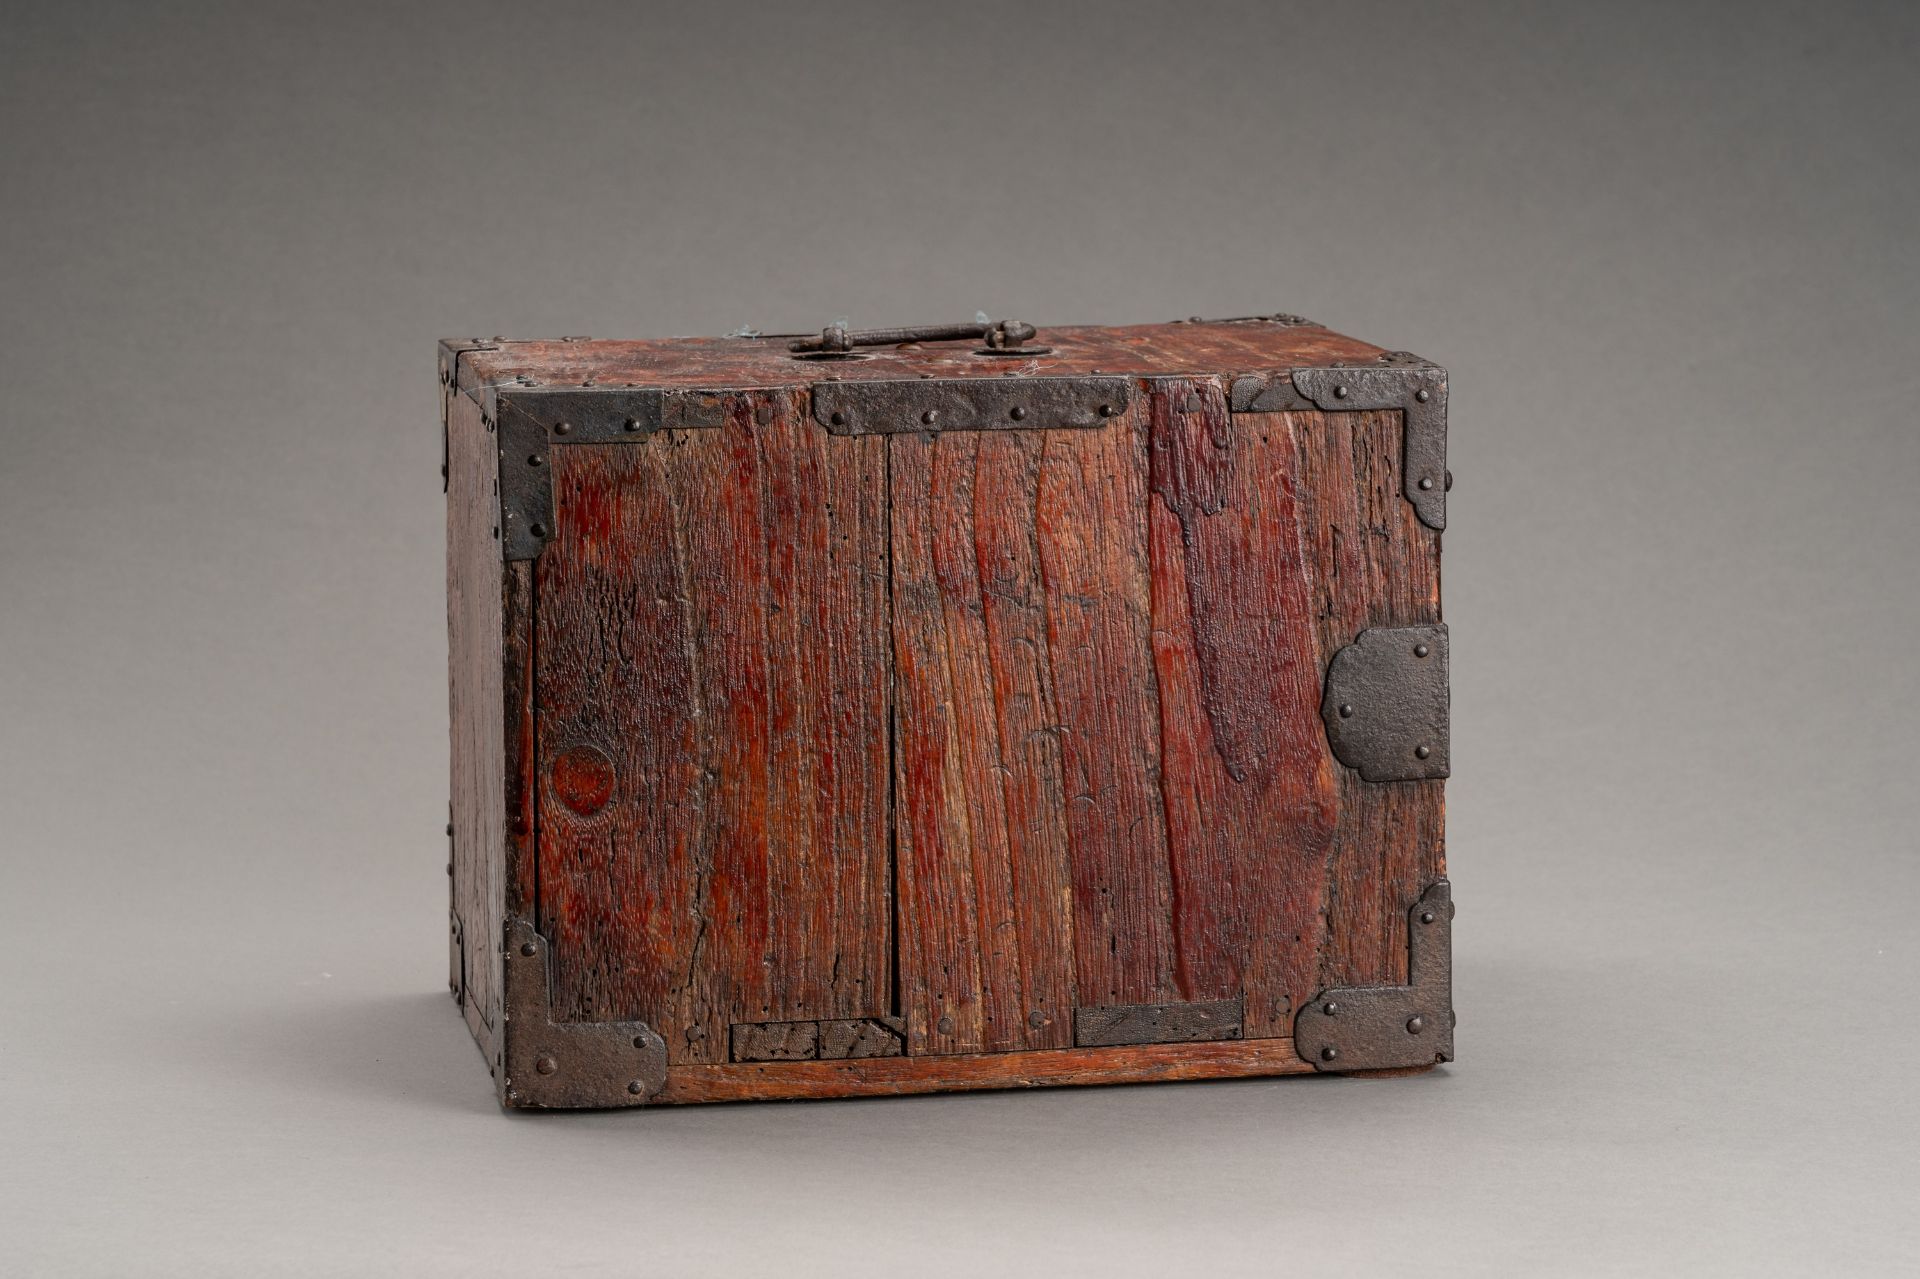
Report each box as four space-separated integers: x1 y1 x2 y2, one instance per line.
3 1 1915 1274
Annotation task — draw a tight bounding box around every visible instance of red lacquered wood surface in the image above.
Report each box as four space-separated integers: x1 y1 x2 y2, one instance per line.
534 391 893 1065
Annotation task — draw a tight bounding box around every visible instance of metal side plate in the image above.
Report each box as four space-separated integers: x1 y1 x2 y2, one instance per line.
1322 624 1450 782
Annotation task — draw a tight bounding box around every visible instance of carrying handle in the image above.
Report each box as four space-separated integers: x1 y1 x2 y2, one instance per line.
789 318 1038 354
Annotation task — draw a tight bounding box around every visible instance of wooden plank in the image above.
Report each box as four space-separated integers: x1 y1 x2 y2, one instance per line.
446 388 504 1057
889 432 1078 1054
1289 408 1445 988
535 394 892 1064
1033 419 1178 1008
657 1037 1317 1104
1148 380 1340 1038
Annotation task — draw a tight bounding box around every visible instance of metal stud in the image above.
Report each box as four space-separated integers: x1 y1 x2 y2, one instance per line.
1323 1002 1340 1016
1415 745 1431 760
535 1056 558 1075
1321 1047 1339 1061
520 942 537 956
528 453 544 467
1414 388 1431 403
623 417 642 432
627 1080 646 1095
937 1015 955 1035
1406 1015 1426 1034
1009 406 1027 421
1099 403 1119 417
553 422 572 436
1338 703 1354 718
1414 644 1430 657
830 411 847 426
529 523 546 538
922 409 939 425
1418 476 1434 490
1419 911 1436 925
1332 384 1348 399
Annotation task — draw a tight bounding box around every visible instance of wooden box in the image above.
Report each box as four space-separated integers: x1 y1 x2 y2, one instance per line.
441 315 1453 1108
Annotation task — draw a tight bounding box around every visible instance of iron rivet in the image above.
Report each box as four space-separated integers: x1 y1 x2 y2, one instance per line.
1418 476 1434 490
755 405 775 425
1332 384 1348 399
1323 1002 1339 1016
627 1080 646 1095
1406 1015 1426 1034
520 942 537 956
632 1036 650 1050
1010 406 1027 421
623 417 641 432
553 422 572 436
535 1055 557 1075
1321 1047 1339 1061
1338 703 1354 718
1028 1010 1046 1028
1415 745 1431 760
937 1015 955 1034
528 453 544 467
1414 388 1431 403
1420 911 1436 925
1183 393 1202 413
529 523 546 538
922 409 939 425
830 411 847 426
1099 403 1118 417
1414 644 1430 657
1445 470 1453 491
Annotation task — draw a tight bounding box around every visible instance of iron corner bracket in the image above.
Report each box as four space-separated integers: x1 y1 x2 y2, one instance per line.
1228 353 1448 530
1322 624 1449 782
484 385 738 562
498 918 669 1109
1294 879 1454 1072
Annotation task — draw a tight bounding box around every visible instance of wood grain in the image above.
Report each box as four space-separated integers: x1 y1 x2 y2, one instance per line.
446 388 503 1058
454 320 1391 398
534 391 892 1065
657 1037 1316 1104
888 431 1081 1054
1288 408 1445 988
1148 382 1340 1037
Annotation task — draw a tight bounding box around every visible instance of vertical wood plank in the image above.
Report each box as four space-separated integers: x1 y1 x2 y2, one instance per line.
1148 381 1339 1038
1034 420 1178 1009
1290 408 1445 988
536 396 891 1064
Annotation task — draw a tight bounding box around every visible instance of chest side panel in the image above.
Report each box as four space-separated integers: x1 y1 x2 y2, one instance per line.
533 391 893 1066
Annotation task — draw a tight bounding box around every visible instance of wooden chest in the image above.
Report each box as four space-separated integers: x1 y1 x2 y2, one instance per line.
441 315 1453 1108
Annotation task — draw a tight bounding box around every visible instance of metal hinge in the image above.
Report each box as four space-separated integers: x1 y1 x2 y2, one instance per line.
1229 353 1449 530
1294 879 1454 1072
498 919 669 1109
1322 624 1450 782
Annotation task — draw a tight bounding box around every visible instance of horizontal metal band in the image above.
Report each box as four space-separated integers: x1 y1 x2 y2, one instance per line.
811 376 1134 434
1073 997 1244 1047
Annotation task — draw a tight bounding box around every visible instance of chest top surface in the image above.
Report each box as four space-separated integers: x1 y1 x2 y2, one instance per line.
445 316 1403 395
